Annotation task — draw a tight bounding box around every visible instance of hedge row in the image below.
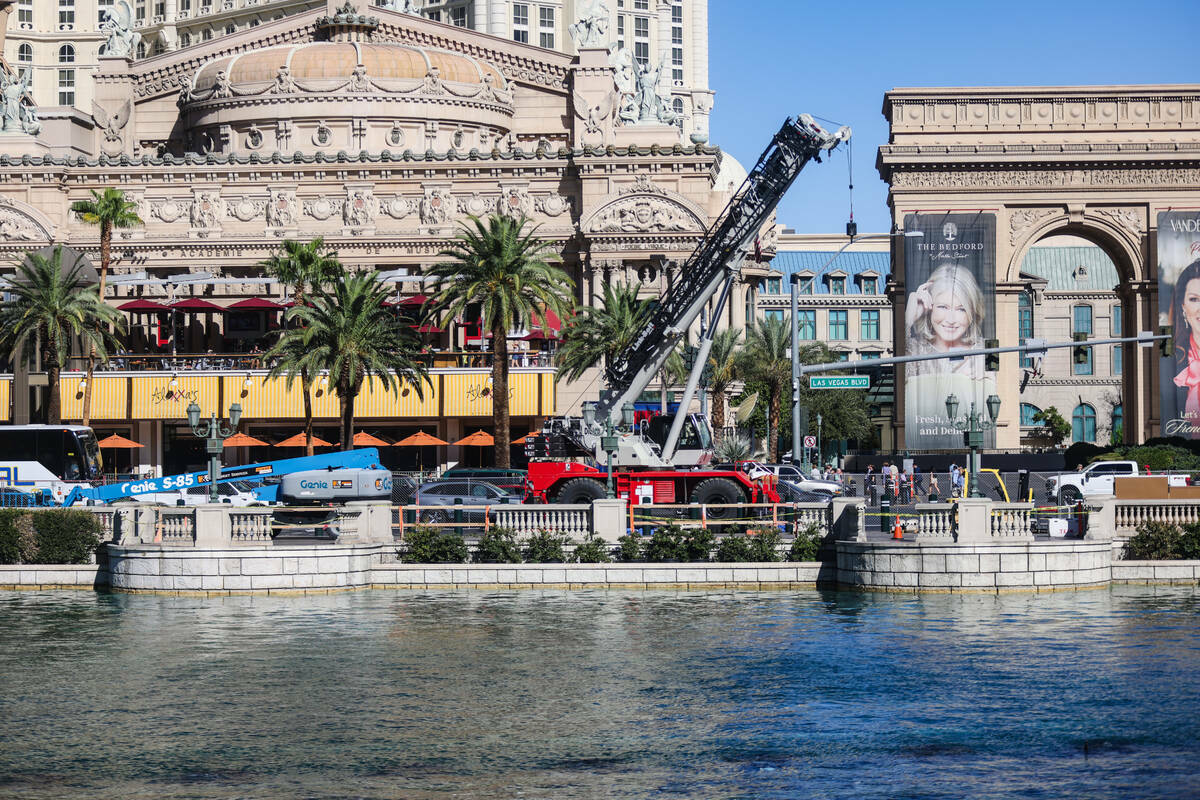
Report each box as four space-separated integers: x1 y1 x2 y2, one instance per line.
1125 520 1200 560
398 524 825 565
0 509 102 565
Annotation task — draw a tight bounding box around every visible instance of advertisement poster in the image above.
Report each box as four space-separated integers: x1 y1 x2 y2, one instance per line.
1157 211 1200 439
903 213 998 450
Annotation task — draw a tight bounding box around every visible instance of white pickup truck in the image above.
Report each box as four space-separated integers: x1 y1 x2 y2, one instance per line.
1046 460 1190 504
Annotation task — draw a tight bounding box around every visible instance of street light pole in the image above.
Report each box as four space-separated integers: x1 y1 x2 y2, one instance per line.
945 393 1000 499
187 401 242 503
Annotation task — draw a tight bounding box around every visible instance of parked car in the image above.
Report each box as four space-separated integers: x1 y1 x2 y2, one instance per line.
123 480 264 507
1045 460 1190 504
439 467 527 495
719 461 843 496
415 479 522 524
775 480 835 504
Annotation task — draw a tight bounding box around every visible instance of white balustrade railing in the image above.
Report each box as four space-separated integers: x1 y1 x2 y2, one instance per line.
915 503 955 539
230 509 273 542
991 503 1034 538
493 504 592 538
82 508 117 543
159 510 195 544
1112 499 1200 537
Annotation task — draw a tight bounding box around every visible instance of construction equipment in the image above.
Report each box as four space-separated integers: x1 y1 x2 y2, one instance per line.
527 114 850 506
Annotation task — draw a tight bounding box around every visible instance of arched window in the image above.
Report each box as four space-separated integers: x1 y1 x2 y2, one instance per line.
136 41 146 59
224 22 236 35
249 18 259 26
672 97 684 114
1020 403 1042 426
17 44 32 63
179 31 191 47
153 39 165 55
1111 405 1123 442
202 27 213 41
59 44 75 63
1072 403 1096 443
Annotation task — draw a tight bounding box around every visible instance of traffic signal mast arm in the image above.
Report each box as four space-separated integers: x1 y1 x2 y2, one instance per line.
594 114 850 447
796 331 1167 379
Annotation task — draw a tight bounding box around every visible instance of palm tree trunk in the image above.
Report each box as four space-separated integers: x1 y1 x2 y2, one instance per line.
46 360 61 425
768 386 781 463
82 222 112 427
339 386 353 452
301 367 314 458
712 385 726 445
492 320 510 468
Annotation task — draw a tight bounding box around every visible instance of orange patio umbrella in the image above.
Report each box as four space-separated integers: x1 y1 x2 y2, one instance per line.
223 432 269 448
395 431 448 447
510 433 534 445
352 431 390 447
454 430 494 447
97 433 143 449
274 433 333 448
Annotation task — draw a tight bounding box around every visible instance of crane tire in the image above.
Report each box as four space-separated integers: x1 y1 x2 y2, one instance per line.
1058 486 1081 506
689 478 746 520
554 478 607 504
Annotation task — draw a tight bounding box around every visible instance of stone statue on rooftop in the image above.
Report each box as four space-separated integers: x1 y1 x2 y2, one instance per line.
569 0 610 49
100 1 141 59
0 68 39 135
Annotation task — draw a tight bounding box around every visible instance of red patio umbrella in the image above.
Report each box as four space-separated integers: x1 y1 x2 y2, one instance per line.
171 298 224 313
117 299 168 312
226 298 284 310
410 324 445 334
399 295 430 307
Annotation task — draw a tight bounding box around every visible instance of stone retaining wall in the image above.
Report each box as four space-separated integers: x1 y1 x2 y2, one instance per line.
835 539 1113 593
1111 560 1200 585
0 564 105 590
370 562 826 590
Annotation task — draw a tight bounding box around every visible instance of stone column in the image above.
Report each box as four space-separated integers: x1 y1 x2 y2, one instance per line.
472 0 487 32
568 47 617 148
488 0 507 37
656 0 671 65
690 0 708 89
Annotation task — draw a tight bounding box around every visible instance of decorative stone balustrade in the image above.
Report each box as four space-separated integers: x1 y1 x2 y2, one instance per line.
493 504 592 538
159 510 196 544
231 509 274 542
1112 499 1200 538
915 503 955 540
991 503 1034 539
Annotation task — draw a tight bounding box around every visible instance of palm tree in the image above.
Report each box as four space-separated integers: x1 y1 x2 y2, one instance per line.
70 188 142 426
0 247 124 424
426 215 574 468
270 269 430 450
706 328 743 443
555 282 650 382
740 316 791 463
259 238 342 456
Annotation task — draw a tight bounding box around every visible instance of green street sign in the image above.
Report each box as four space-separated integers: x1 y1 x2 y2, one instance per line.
809 375 870 390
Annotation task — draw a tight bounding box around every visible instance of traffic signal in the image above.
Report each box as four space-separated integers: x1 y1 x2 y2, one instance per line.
1073 331 1089 365
984 338 1000 372
1160 325 1173 358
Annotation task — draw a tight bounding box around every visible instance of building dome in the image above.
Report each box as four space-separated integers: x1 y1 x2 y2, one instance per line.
187 41 507 99
179 19 514 157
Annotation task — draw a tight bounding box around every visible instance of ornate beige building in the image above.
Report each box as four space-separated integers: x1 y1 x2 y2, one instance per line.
878 84 1200 451
0 0 738 474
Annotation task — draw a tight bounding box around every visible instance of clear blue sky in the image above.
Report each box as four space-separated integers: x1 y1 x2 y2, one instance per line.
708 0 1197 234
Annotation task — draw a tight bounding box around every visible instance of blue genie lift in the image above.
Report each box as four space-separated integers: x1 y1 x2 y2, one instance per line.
59 448 386 507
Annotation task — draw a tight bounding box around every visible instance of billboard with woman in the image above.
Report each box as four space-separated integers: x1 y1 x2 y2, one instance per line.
1157 211 1200 438
903 213 998 450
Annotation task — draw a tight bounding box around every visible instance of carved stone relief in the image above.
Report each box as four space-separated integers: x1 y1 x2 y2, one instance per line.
381 196 414 219
1008 207 1057 246
586 196 699 233
1096 207 1144 238
152 198 187 223
892 168 1200 190
343 187 377 227
303 196 341 221
190 191 220 228
419 188 453 225
266 189 297 228
537 195 571 217
226 197 264 223
461 192 491 217
0 208 41 240
93 99 132 157
497 186 534 220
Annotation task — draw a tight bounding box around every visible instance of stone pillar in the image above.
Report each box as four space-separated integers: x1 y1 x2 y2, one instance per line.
1085 498 1115 542
656 0 671 66
954 498 992 542
472 0 487 32
590 498 627 543
488 0 507 37
93 56 137 157
569 47 617 149
346 501 394 543
690 0 707 89
193 505 231 547
829 497 865 541
994 284 1021 450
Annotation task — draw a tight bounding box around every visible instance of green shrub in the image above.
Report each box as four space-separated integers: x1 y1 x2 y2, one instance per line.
642 526 684 562
524 530 569 563
747 527 782 562
615 533 642 562
1123 520 1183 560
680 526 714 562
0 508 25 565
572 535 613 563
714 534 755 562
400 525 469 564
474 527 522 563
1178 522 1200 560
788 522 824 562
30 510 102 565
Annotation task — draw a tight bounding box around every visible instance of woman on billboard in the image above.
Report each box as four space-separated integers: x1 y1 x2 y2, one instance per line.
1168 258 1200 426
904 261 997 426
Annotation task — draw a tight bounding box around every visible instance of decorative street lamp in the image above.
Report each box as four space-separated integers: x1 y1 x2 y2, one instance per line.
585 401 636 499
187 400 242 503
945 393 1000 499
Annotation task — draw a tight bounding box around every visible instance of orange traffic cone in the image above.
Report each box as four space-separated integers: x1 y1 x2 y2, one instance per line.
892 517 904 540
